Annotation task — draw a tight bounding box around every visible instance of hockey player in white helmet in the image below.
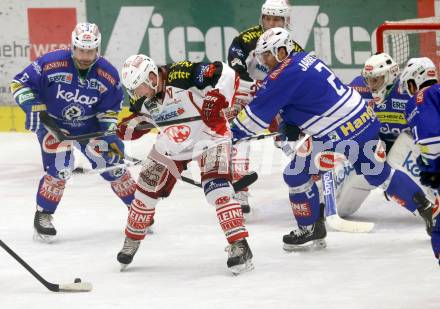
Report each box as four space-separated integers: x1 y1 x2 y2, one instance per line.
334 53 434 236
232 27 433 251
227 0 303 213
115 55 254 275
10 22 137 242
399 57 440 264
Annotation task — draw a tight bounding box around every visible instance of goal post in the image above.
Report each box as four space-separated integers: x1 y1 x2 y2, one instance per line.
375 17 440 70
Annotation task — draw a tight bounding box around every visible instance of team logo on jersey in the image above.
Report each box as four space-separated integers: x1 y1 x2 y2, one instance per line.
62 103 85 122
163 125 191 143
48 72 73 84
215 196 231 206
56 84 98 105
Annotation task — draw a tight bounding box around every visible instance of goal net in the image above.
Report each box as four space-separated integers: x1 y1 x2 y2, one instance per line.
376 17 440 71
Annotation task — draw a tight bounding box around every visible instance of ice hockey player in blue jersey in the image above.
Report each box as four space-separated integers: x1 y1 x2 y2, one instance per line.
10 23 137 242
399 57 440 264
227 0 303 214
232 27 433 250
335 54 434 234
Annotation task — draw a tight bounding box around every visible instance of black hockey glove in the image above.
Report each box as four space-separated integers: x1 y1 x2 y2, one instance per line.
417 156 440 189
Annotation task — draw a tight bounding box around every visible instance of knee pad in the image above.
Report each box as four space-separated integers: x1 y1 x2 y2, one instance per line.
136 158 177 199
231 143 250 182
200 143 231 182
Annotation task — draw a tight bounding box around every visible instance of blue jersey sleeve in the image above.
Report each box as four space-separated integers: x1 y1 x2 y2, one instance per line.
10 57 46 114
406 85 440 171
93 60 124 131
232 58 298 139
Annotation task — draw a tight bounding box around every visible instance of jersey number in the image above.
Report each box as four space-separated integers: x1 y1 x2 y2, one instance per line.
314 62 346 96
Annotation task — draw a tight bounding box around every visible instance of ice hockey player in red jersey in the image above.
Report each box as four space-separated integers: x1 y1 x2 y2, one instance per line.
115 54 253 275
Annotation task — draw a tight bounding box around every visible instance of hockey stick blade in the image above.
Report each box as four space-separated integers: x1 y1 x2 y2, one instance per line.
322 171 375 233
180 171 258 192
326 215 375 233
0 240 92 293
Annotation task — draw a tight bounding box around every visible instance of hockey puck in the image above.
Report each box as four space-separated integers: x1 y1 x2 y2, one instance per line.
74 278 82 283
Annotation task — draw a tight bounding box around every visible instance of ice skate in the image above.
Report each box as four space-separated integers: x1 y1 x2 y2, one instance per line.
234 191 251 214
283 216 327 252
33 210 57 243
413 192 433 236
117 237 141 271
226 238 254 275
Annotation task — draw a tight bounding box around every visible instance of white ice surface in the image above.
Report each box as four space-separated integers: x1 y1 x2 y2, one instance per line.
0 133 439 309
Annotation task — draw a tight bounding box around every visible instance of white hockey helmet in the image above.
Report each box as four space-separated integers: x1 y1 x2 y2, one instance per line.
71 22 101 50
362 53 399 103
399 57 438 96
260 0 291 30
256 27 293 64
121 54 159 97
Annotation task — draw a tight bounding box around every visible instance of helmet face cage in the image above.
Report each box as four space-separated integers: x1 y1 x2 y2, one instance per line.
71 23 101 51
260 0 291 30
400 57 438 96
256 27 293 65
362 53 399 103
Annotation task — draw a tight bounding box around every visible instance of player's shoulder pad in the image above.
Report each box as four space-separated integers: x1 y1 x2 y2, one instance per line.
38 49 71 73
165 61 197 89
237 25 264 45
94 57 121 88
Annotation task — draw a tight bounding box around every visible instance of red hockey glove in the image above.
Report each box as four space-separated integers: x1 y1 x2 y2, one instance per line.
201 89 229 134
117 113 151 141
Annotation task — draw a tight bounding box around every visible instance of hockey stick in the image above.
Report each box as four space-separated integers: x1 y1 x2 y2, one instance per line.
322 170 375 233
233 132 280 144
0 239 92 292
40 111 202 142
280 134 375 233
73 155 258 192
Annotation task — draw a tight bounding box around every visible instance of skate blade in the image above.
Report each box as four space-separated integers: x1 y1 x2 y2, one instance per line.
119 263 129 272
33 230 55 243
283 238 327 252
229 260 255 275
146 226 154 235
